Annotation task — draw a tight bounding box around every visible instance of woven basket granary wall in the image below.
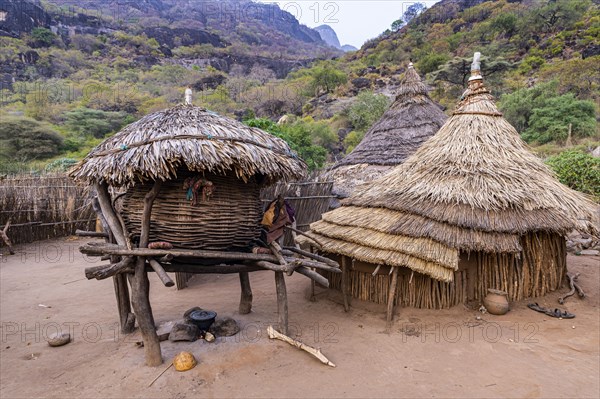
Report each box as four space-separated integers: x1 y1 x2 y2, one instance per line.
122 170 262 251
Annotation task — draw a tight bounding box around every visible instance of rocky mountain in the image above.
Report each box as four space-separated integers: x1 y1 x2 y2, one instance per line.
314 24 357 52
0 0 338 56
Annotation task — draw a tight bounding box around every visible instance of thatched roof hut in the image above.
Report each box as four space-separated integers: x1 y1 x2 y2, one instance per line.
300 53 598 314
324 64 447 198
70 104 305 187
70 102 339 366
70 104 306 251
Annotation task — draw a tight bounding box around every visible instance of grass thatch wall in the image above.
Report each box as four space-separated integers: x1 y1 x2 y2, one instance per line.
324 232 566 309
0 175 95 247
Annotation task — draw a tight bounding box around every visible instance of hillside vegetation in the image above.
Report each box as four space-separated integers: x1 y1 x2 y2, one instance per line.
0 0 598 188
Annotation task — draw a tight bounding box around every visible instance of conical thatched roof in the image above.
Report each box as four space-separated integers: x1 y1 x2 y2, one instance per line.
69 104 306 186
300 54 598 282
323 64 447 198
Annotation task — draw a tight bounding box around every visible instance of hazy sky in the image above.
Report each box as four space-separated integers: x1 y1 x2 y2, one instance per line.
258 1 440 48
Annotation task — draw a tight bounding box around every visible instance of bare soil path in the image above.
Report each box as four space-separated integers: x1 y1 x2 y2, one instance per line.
1 237 598 398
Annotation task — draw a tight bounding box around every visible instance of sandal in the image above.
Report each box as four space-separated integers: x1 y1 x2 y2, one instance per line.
527 303 575 319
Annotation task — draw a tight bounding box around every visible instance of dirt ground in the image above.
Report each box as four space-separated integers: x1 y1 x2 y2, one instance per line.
1 237 599 399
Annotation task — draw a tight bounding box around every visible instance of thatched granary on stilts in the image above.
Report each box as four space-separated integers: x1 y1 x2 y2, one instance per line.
323 63 447 199
299 53 598 325
70 98 340 366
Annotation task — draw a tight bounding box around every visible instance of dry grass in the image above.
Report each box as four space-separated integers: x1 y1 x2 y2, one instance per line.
69 105 306 187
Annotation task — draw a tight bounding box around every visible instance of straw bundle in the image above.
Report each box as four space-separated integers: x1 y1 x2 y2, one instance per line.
324 64 447 197
299 53 598 307
69 104 306 187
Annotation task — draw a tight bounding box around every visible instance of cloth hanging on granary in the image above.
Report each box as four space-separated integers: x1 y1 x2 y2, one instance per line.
261 196 295 244
183 176 214 206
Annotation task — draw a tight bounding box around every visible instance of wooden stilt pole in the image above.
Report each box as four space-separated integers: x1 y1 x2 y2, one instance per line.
93 196 135 334
1 218 15 255
309 245 316 302
130 181 162 367
274 271 288 335
239 272 253 314
386 267 399 332
341 256 349 312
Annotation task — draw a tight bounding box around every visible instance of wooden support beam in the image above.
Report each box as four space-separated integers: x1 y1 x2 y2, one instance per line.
85 256 134 280
94 183 127 246
290 258 341 274
283 246 339 268
284 225 323 248
76 230 109 238
130 181 163 367
238 272 253 314
80 245 292 263
254 261 288 273
114 274 135 334
386 267 399 333
341 256 349 312
1 218 15 255
147 259 175 287
274 272 288 335
295 267 329 288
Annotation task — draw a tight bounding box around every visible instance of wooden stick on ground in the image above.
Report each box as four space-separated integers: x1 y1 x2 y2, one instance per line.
1 218 15 255
267 325 335 367
148 363 173 387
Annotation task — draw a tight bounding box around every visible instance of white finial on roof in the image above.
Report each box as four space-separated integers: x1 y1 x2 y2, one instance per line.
469 52 483 81
185 87 193 105
408 62 414 69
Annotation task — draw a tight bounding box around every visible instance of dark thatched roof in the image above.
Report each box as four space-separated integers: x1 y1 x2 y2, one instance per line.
332 65 447 168
299 54 598 282
324 64 447 197
69 105 307 186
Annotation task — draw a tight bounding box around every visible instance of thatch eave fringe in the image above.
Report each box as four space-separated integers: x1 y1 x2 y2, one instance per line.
322 206 523 253
296 233 455 283
69 105 306 187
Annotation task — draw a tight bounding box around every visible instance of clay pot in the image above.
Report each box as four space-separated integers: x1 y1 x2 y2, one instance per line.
483 289 509 315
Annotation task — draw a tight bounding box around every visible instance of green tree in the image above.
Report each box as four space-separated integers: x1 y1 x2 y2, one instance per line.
523 94 597 144
546 150 600 198
430 56 513 88
0 117 64 163
391 19 404 32
244 118 328 170
346 91 390 133
309 62 347 95
417 53 450 75
28 28 56 48
65 107 131 139
499 81 559 133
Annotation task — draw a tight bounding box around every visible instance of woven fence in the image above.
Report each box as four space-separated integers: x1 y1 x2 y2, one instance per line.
260 180 334 246
0 174 95 248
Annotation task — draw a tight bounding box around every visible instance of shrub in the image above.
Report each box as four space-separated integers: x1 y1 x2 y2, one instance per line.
346 91 390 133
244 118 328 170
417 53 450 74
522 94 597 144
546 150 600 199
0 117 64 163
